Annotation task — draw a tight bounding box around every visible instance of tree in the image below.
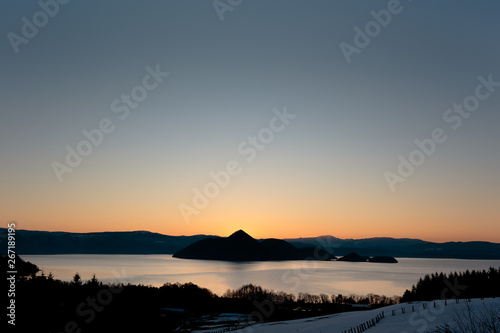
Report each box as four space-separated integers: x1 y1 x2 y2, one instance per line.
433 302 500 333
87 273 101 287
72 272 82 286
320 293 330 304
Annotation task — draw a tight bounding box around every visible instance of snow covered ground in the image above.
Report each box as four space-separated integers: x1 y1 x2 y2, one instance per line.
233 298 500 333
190 313 252 333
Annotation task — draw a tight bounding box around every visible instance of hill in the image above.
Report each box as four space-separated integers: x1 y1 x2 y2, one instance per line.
0 228 213 255
285 236 500 260
233 298 500 333
172 230 335 261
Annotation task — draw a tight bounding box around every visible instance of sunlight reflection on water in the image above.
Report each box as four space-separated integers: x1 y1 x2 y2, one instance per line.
23 255 500 296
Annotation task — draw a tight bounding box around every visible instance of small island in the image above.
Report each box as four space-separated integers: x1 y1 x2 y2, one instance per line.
337 252 398 263
369 256 398 263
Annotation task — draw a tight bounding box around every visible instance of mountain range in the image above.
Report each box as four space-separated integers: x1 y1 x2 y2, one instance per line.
1 228 499 259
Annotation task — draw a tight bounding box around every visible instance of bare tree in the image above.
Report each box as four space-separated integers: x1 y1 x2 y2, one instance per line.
432 301 500 333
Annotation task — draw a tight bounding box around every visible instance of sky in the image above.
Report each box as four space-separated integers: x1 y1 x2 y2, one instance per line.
1 0 499 242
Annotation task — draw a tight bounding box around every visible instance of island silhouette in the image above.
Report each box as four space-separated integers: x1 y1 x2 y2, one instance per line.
173 230 397 262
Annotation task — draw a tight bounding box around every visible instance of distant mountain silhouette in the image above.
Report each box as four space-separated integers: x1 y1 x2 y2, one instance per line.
0 229 214 255
173 230 335 261
285 236 500 260
1 228 499 259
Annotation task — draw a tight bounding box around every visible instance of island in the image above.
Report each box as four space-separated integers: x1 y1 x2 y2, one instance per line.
337 252 398 263
172 230 336 261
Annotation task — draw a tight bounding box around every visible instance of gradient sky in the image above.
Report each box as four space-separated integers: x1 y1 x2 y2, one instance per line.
1 0 499 242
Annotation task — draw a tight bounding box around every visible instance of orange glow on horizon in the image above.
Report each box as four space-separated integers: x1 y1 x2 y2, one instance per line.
2 163 499 244
6 215 500 244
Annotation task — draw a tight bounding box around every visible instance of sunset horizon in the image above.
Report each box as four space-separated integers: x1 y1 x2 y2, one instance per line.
2 1 500 331
3 2 500 249
7 224 500 244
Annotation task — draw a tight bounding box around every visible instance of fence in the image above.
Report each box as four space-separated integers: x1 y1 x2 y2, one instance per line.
340 311 385 333
209 298 482 333
207 325 245 333
341 298 475 333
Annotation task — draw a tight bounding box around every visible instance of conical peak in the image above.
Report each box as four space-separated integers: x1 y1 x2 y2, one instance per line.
228 230 254 240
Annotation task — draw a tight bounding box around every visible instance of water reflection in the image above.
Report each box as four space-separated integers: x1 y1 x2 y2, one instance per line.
24 255 500 297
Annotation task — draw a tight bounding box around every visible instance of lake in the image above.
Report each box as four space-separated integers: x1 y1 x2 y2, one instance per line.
23 255 500 297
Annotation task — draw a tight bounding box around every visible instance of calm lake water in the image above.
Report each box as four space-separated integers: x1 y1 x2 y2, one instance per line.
23 255 500 297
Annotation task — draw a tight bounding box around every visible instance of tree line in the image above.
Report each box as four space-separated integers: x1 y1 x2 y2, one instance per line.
3 255 499 333
401 267 500 302
6 270 397 332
